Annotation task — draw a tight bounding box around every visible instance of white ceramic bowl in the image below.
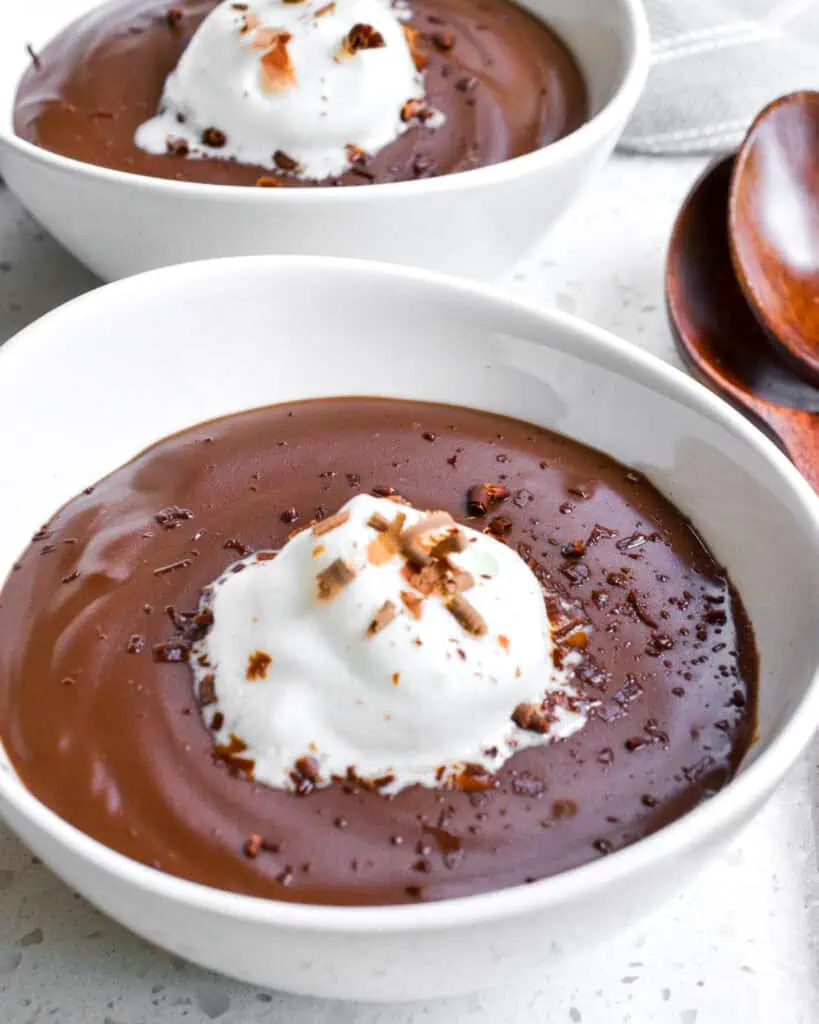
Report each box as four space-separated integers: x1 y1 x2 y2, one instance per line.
0 0 648 282
2 257 819 1003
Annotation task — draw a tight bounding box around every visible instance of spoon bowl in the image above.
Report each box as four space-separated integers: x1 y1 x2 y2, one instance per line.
729 91 819 384
667 154 819 492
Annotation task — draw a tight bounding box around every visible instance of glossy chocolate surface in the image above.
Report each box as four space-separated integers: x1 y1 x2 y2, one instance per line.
14 0 588 186
0 399 757 905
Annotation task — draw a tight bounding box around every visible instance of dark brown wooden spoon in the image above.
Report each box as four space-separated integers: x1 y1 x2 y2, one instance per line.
729 91 819 385
666 154 819 492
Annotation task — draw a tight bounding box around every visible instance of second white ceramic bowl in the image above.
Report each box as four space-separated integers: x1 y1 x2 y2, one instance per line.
1 257 819 1002
0 0 648 281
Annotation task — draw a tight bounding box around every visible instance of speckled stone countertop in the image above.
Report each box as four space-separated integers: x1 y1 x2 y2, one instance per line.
1 156 818 1024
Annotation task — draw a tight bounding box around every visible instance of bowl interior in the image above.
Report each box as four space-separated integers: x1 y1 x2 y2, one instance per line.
0 0 638 143
1 257 819 818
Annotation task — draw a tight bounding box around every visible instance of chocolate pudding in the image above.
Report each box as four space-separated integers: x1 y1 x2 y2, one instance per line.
13 0 588 187
0 399 757 906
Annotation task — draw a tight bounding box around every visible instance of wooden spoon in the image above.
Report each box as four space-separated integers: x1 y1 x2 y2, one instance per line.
666 154 819 492
729 91 819 385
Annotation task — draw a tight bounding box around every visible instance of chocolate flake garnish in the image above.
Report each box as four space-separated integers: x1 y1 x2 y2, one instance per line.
455 75 477 92
312 509 351 537
154 505 194 529
126 634 145 655
446 594 487 636
315 1 336 15
486 516 512 537
372 484 396 497
467 482 509 516
342 23 386 55
402 25 427 70
400 589 424 620
166 137 190 157
431 28 455 50
153 558 192 576
274 149 300 172
258 31 296 92
400 99 435 124
214 733 255 778
210 711 225 731
62 570 80 584
316 558 356 600
399 511 455 566
294 755 320 783
198 674 217 707
366 599 398 637
166 6 183 28
280 507 299 524
626 590 658 629
430 529 468 558
453 763 496 793
512 702 551 734
202 127 227 148
246 650 272 680
243 833 263 858
152 640 190 663
367 512 390 532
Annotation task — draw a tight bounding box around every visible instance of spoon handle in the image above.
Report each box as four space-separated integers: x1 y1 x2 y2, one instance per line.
764 408 819 492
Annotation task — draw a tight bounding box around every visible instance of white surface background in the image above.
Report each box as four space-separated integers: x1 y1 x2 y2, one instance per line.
0 155 817 1023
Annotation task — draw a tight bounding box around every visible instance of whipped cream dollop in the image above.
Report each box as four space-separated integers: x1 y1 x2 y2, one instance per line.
191 494 592 794
135 0 440 180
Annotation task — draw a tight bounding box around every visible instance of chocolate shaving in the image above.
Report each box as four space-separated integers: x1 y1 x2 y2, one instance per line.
243 833 263 858
446 594 487 636
311 509 351 536
294 755 320 783
512 702 552 734
400 589 424 620
202 127 227 148
153 558 192 576
453 763 496 793
402 25 427 70
467 482 509 516
430 529 468 558
254 29 296 92
400 99 435 124
316 558 356 600
315 1 335 15
166 137 190 157
198 674 217 707
154 505 194 529
273 149 300 172
431 28 455 50
367 512 390 532
399 511 455 566
214 733 255 778
246 650 272 680
366 599 398 637
126 634 145 655
342 23 386 55
152 640 190 664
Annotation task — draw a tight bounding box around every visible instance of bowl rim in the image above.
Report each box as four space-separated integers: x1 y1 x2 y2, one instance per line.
2 255 819 934
0 0 650 201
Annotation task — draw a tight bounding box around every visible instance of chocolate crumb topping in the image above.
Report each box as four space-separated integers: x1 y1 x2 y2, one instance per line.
151 640 190 664
512 702 551 734
366 599 398 637
316 558 356 600
446 593 487 636
311 509 351 536
126 634 145 654
198 674 217 707
431 28 455 50
343 23 386 54
154 506 194 529
166 137 190 157
467 483 509 516
243 833 263 858
273 149 300 172
202 127 227 148
246 650 272 680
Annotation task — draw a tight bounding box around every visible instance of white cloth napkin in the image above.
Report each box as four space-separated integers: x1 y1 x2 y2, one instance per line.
620 0 819 154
